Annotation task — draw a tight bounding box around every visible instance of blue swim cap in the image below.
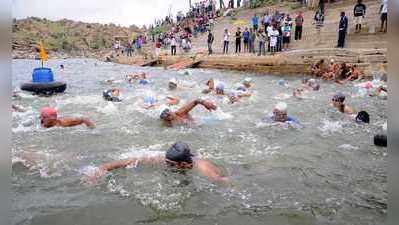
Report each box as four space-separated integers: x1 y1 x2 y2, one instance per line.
139 79 149 85
332 92 345 102
278 79 286 86
216 82 224 91
236 86 247 92
144 96 156 105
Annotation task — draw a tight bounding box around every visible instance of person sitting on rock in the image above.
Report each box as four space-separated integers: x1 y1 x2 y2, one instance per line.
322 59 340 80
311 59 327 77
159 98 217 127
344 64 363 81
40 107 95 129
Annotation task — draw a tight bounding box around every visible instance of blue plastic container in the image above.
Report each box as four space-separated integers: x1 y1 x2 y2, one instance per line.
32 67 54 83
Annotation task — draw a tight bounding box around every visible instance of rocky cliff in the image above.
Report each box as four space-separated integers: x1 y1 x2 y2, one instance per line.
12 17 145 59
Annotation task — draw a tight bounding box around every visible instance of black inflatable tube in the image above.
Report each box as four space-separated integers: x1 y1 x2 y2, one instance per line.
20 82 67 95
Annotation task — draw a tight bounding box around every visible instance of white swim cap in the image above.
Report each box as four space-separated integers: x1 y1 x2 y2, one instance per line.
216 82 225 90
274 102 287 112
169 78 177 84
243 77 252 83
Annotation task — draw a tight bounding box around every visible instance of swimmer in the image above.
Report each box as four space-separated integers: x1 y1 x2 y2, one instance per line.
40 107 95 129
263 102 300 126
242 77 252 88
159 98 217 126
141 95 158 109
271 102 289 122
293 88 305 99
355 110 370 123
228 89 251 104
215 83 225 95
84 141 228 184
126 72 147 83
60 64 64 70
169 78 178 90
304 78 320 91
202 78 215 94
103 88 122 102
330 93 355 114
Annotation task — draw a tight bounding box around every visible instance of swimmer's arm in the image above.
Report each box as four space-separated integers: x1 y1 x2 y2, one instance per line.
194 159 229 184
175 99 200 115
58 118 95 128
99 156 164 172
176 99 217 116
99 158 138 172
345 106 355 114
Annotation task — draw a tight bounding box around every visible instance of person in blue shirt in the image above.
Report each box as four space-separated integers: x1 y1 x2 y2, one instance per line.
243 27 250 53
251 13 259 31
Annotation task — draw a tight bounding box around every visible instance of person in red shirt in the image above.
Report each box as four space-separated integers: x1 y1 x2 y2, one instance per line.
294 11 304 41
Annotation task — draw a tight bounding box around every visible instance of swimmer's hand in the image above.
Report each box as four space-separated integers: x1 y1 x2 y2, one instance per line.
201 100 217 111
81 167 107 185
83 119 95 129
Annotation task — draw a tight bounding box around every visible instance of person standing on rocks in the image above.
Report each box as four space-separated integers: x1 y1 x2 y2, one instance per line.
235 27 242 54
337 11 348 48
282 22 292 51
257 29 266 56
353 0 366 32
223 28 231 54
249 28 256 54
170 36 177 56
243 27 250 53
379 0 388 33
251 13 259 31
207 30 214 55
294 11 304 41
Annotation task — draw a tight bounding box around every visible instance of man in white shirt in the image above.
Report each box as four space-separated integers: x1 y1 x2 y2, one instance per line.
170 36 177 55
380 0 388 32
223 28 231 54
268 25 279 54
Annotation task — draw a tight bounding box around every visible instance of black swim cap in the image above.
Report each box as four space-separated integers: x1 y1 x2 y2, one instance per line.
160 108 171 120
356 111 370 123
166 142 194 163
374 134 387 147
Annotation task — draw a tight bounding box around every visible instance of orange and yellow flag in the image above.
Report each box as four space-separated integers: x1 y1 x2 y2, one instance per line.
38 40 48 61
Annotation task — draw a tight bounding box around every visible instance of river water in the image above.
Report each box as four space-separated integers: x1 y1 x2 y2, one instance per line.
12 58 387 225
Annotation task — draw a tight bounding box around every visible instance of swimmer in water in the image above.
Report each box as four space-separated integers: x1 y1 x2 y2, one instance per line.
159 98 217 126
202 78 215 94
271 102 290 122
242 77 252 89
60 64 64 70
330 93 355 114
303 78 320 91
103 88 122 102
168 78 178 90
85 141 228 184
126 72 147 83
215 83 225 95
40 107 95 129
